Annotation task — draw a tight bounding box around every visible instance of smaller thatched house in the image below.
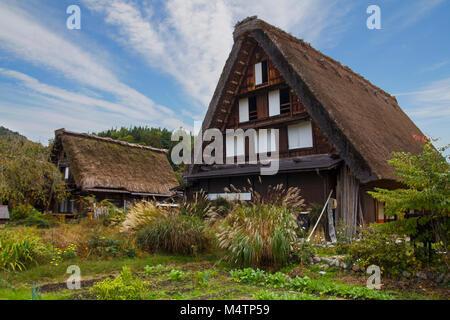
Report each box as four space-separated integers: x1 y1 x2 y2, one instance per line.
0 205 9 224
50 129 179 214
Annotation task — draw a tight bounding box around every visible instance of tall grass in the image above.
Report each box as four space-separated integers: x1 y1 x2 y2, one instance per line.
121 201 171 233
217 203 298 267
136 213 211 255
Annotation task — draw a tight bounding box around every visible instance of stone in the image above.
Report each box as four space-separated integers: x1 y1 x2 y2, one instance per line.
319 264 329 270
415 272 427 280
319 271 327 275
341 262 348 269
313 256 321 263
352 265 359 272
402 271 411 278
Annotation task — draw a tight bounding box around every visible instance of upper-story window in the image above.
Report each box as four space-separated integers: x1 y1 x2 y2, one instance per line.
268 88 290 117
239 98 249 123
248 96 257 121
254 129 277 154
288 121 313 149
239 96 257 123
226 131 245 157
255 61 268 86
279 88 290 114
64 167 70 180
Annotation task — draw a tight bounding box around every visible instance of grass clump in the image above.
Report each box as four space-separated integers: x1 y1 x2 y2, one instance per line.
136 213 210 255
217 203 298 267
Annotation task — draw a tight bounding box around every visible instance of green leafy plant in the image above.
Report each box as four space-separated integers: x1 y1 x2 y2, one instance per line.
89 267 148 300
252 289 319 300
168 269 186 282
230 268 266 285
265 272 290 288
144 264 170 275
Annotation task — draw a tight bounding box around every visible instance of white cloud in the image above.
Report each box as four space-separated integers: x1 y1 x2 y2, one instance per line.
0 1 178 122
82 0 348 107
394 78 450 145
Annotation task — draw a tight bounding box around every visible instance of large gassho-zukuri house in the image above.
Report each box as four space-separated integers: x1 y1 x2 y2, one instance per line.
184 17 424 233
50 129 179 215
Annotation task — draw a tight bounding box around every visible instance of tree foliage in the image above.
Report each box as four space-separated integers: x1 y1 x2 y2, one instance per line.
369 139 449 261
0 133 66 209
369 140 449 217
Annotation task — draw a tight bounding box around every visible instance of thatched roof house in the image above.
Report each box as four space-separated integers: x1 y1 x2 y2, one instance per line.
198 17 424 183
50 129 179 213
185 17 425 233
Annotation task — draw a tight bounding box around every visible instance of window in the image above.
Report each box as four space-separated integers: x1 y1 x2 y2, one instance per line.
64 167 69 180
226 132 245 157
248 96 257 121
268 90 280 116
288 121 313 149
280 88 290 114
239 98 249 123
376 201 385 223
255 61 268 85
255 129 277 153
208 193 251 201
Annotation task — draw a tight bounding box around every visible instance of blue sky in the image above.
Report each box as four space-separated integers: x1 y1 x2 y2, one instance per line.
0 0 449 148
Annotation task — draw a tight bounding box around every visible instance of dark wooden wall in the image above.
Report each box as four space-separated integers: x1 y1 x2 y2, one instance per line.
222 43 334 163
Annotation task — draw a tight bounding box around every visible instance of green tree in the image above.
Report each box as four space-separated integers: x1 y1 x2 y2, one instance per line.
368 139 449 263
0 134 67 210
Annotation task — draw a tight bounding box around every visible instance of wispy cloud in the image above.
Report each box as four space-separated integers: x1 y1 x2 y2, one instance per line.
385 0 444 30
395 77 450 145
82 0 350 107
0 1 186 129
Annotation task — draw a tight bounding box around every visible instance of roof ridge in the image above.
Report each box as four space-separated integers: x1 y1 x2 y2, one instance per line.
55 128 168 154
234 18 397 104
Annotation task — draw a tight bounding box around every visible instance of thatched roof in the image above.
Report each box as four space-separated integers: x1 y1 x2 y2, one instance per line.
200 17 424 183
52 129 178 196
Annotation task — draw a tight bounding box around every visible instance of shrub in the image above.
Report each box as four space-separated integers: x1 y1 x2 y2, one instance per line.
90 267 148 300
10 205 52 228
345 224 417 277
0 229 52 271
217 204 298 267
83 233 137 258
136 214 210 255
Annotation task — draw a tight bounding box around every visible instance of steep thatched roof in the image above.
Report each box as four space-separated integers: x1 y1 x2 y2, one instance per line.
200 17 424 183
52 129 178 196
